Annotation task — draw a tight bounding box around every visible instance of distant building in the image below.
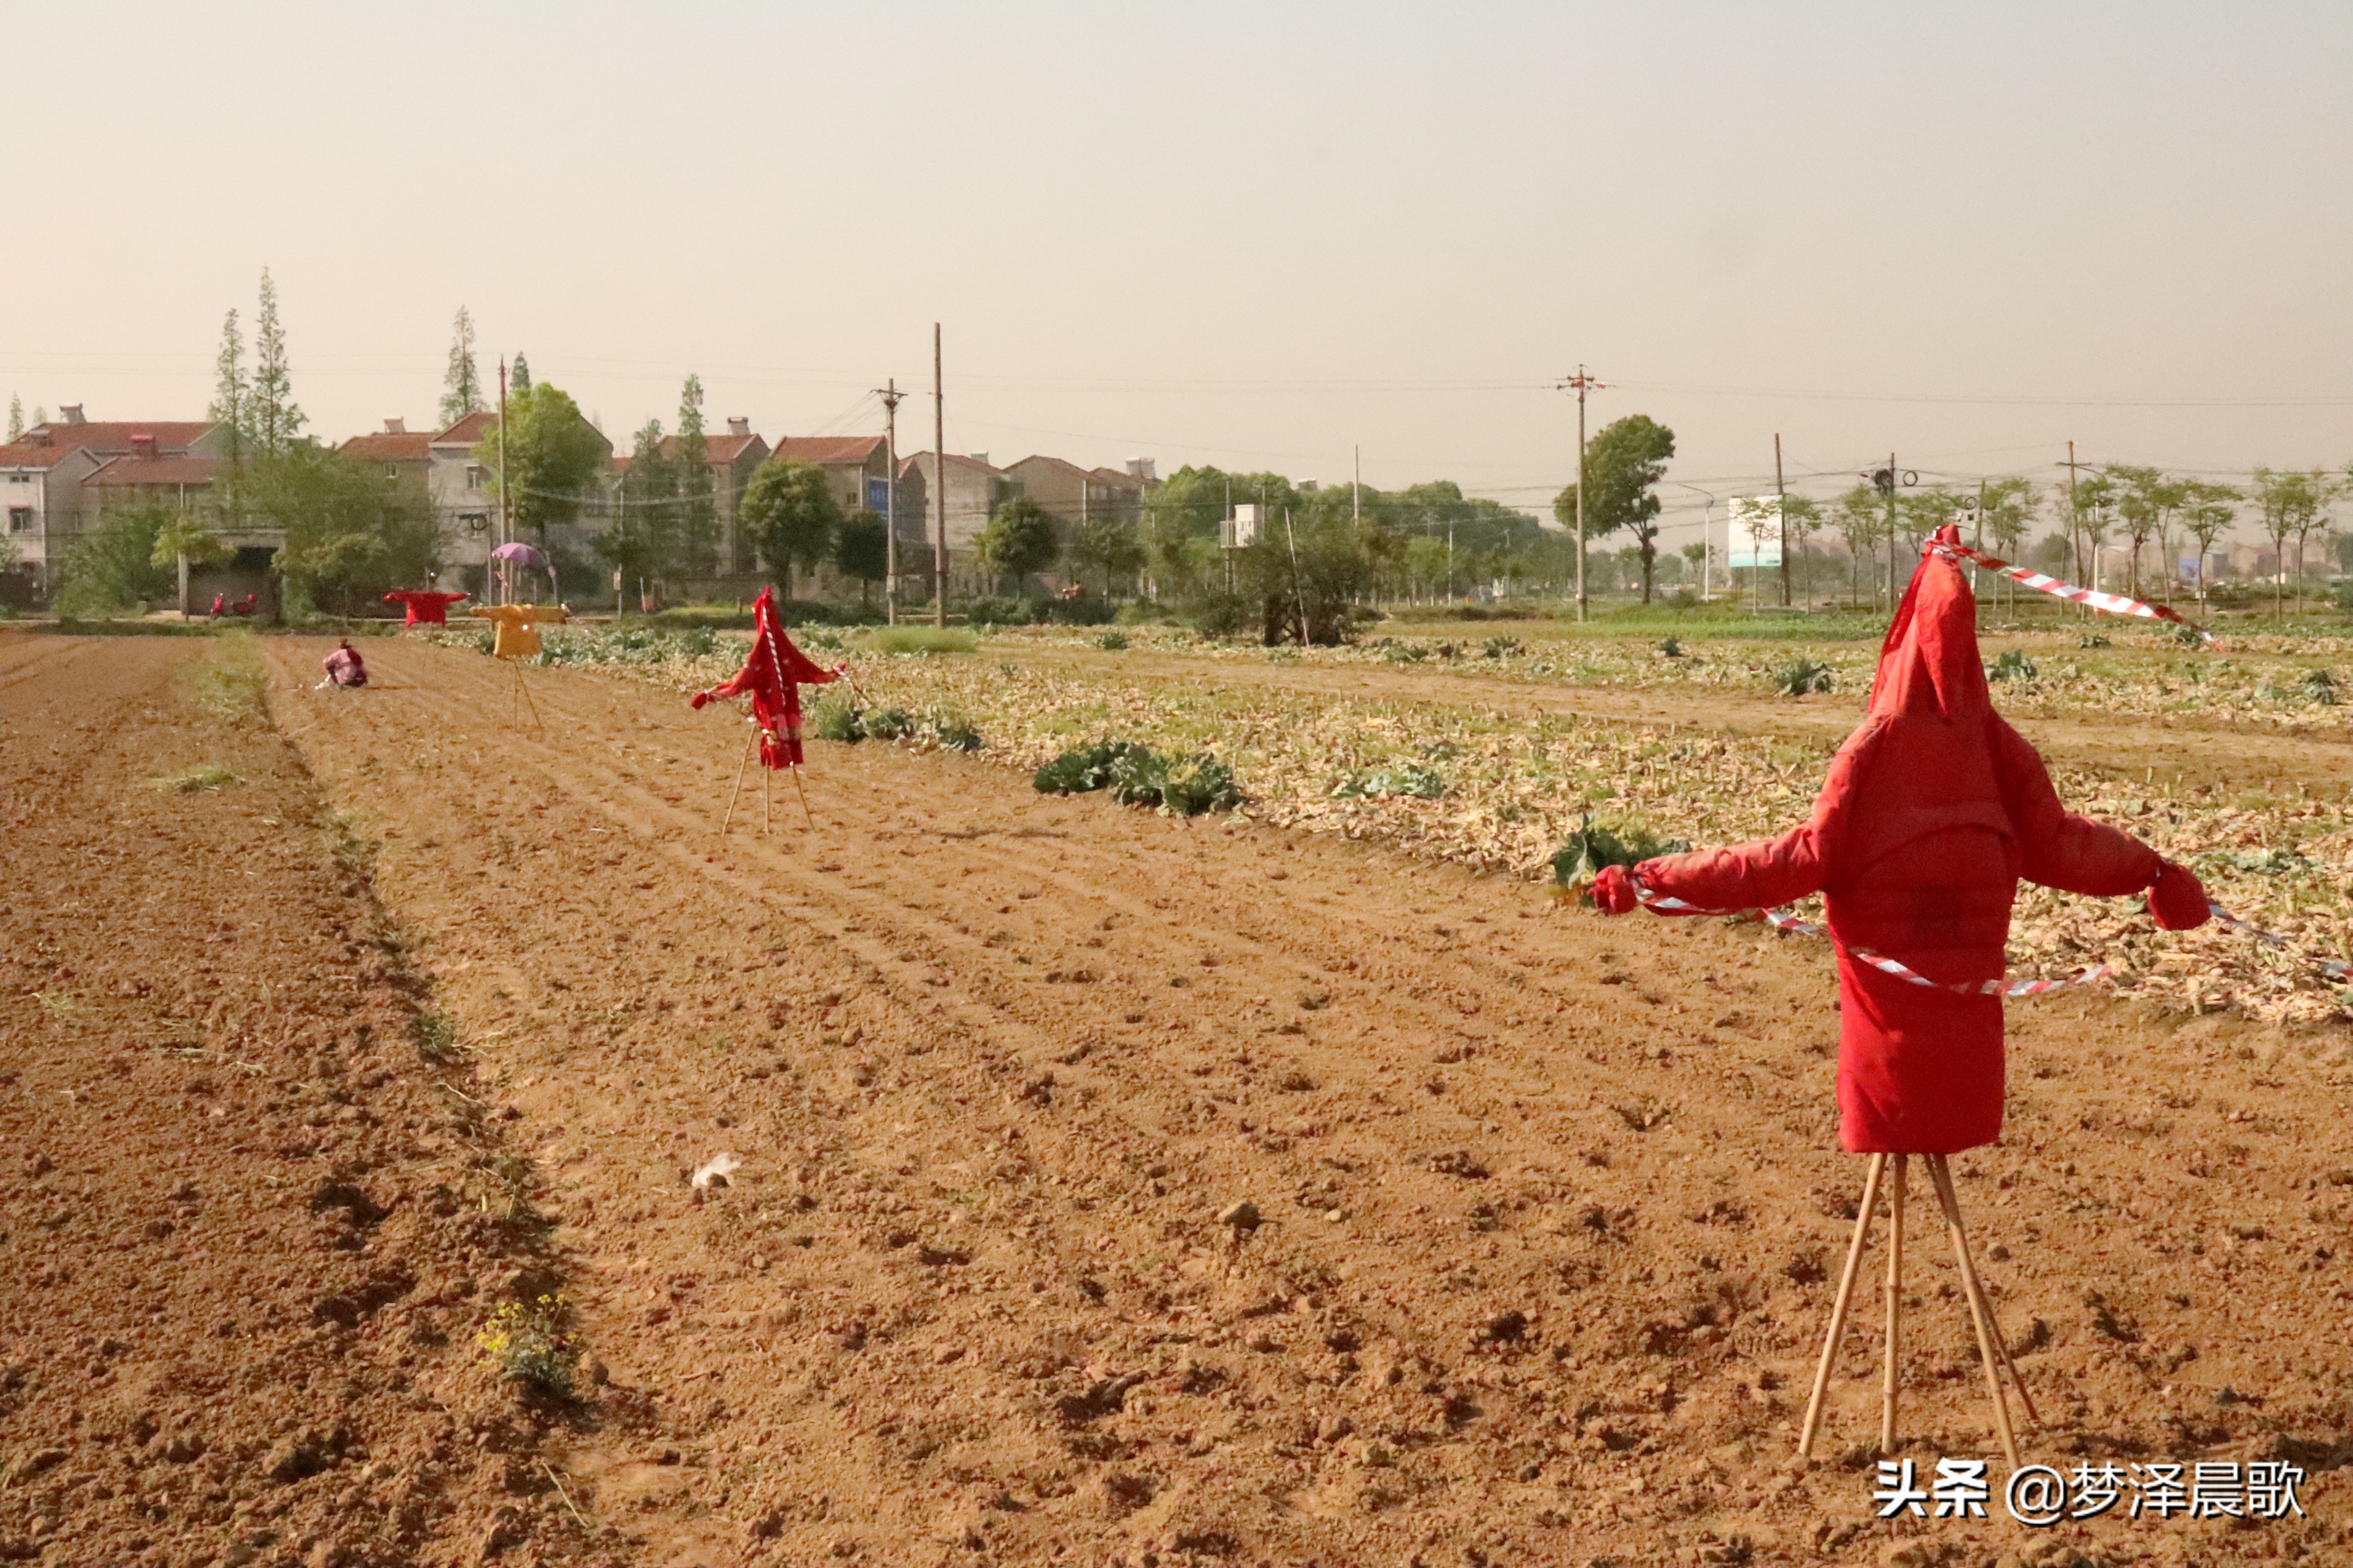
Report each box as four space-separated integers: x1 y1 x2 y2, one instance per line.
0 410 234 602
898 451 1016 596
1001 455 1142 532
427 412 501 588
339 418 434 504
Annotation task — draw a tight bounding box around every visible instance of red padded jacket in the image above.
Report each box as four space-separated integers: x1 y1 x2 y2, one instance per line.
1604 527 2204 1153
688 585 840 768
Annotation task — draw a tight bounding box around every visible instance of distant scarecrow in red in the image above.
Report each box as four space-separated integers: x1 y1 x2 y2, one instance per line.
688 586 843 769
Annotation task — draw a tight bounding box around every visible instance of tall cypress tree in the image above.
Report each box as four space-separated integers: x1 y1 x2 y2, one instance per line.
673 373 717 577
207 308 247 459
510 353 532 396
249 269 304 456
6 395 21 443
440 307 483 428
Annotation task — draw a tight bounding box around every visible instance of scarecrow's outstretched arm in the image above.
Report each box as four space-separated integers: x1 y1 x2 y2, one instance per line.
1993 718 2209 928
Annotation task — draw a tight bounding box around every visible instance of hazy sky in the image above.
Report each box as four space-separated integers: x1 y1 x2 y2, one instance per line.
5 2 2346 546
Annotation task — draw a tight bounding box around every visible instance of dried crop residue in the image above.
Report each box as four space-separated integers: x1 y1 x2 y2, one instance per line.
255 634 2352 1566
0 632 595 1566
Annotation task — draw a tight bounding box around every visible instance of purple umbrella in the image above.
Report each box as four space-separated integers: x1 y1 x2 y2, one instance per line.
490 542 548 569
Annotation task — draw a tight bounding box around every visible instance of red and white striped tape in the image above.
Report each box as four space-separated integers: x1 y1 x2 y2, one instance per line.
1628 882 2349 998
2206 903 2353 983
1930 540 2218 646
1633 882 2111 997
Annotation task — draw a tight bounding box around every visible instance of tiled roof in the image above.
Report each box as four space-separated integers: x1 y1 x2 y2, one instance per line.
0 438 94 472
771 435 886 466
657 433 766 465
85 454 221 487
340 432 433 463
22 421 215 455
432 411 497 446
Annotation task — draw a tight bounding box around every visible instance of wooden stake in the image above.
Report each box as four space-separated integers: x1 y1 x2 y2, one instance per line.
511 660 544 731
1929 1154 2039 1442
1881 1153 1906 1455
1799 1152 1886 1459
790 764 816 831
721 728 756 835
763 761 772 835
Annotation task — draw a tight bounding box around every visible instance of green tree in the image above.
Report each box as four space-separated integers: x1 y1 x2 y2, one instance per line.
741 457 840 599
151 511 234 615
249 268 304 456
1237 511 1373 644
2064 470 2116 590
1977 477 2038 614
2250 468 2330 615
1778 495 1824 603
2175 479 2238 604
599 420 679 602
440 307 484 428
208 308 247 462
242 445 436 615
6 394 22 442
833 510 889 608
1066 513 1144 596
510 352 532 395
1830 484 1887 610
976 495 1061 592
472 382 608 541
53 501 174 616
1551 415 1676 602
672 374 717 577
2107 464 2183 599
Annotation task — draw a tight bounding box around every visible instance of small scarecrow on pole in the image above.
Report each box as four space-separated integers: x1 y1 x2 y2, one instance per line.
1592 525 2211 1464
688 584 845 833
469 544 567 729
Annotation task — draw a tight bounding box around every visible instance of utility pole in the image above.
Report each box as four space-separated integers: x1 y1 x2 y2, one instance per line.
2064 439 2083 609
1885 451 1899 614
1773 432 1790 608
1560 367 1603 622
932 325 947 628
496 355 510 603
876 377 904 624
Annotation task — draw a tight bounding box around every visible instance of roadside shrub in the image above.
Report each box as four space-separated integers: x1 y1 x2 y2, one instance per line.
1044 594 1116 626
1034 740 1142 794
862 626 976 656
1551 814 1689 899
1187 591 1251 640
961 595 1037 628
1773 657 1834 695
1094 629 1130 651
1481 636 1522 659
2304 669 2338 705
1657 635 1685 659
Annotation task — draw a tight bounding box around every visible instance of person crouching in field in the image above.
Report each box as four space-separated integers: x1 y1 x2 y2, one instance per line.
317 640 369 691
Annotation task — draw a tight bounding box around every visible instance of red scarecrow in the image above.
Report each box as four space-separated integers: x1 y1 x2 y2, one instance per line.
1595 525 2209 1153
687 586 842 768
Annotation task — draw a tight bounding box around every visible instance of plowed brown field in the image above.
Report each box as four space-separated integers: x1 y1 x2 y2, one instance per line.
9 629 2348 1568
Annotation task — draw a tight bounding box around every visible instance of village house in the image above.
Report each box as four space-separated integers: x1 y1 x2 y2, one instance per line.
898 451 1016 596
0 408 236 604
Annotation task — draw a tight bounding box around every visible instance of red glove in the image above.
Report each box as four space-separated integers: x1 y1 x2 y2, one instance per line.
2148 860 2211 931
688 691 711 710
1590 864 1639 915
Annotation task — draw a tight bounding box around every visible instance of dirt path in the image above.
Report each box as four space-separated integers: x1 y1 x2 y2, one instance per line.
259 635 2350 1567
990 645 2353 794
0 634 600 1567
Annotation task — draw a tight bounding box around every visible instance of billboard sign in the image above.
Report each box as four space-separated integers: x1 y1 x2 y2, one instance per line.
866 476 890 516
1728 496 1783 570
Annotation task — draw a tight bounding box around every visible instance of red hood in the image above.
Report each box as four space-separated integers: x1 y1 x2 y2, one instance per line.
1867 525 1988 723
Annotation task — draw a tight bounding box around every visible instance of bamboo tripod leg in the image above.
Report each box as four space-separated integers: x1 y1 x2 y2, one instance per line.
1881 1154 1906 1455
513 662 544 731
790 765 815 831
1929 1155 2040 1439
721 730 756 835
1799 1153 1887 1459
763 764 772 835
